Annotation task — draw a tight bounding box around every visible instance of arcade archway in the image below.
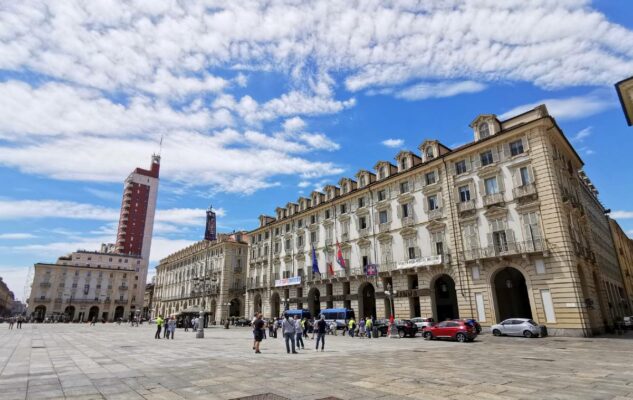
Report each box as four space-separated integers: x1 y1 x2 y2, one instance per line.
270 292 281 318
358 282 376 319
114 306 125 321
34 305 46 322
433 275 459 322
88 306 99 322
493 267 532 322
64 305 75 321
229 298 241 317
308 287 321 317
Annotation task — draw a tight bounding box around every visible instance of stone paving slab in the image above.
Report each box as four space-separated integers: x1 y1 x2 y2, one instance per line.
1 324 633 399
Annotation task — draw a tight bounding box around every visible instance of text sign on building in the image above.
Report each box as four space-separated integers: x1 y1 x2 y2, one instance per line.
274 276 302 287
396 255 443 270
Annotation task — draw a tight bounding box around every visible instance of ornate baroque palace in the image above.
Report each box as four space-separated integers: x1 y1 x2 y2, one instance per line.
246 105 629 337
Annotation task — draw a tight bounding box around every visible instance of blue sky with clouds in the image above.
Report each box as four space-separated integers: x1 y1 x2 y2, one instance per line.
1 1 633 300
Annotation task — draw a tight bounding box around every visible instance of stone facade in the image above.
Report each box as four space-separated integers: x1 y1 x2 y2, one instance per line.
0 277 14 317
616 75 633 126
245 105 625 336
143 282 155 320
153 232 248 323
608 218 633 317
28 255 143 322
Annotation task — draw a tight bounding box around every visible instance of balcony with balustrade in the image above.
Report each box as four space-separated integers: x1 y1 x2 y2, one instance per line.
427 208 443 220
457 200 476 214
401 216 415 227
461 239 549 261
513 183 537 201
378 223 391 233
482 192 504 207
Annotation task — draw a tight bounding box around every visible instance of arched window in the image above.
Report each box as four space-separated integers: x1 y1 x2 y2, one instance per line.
478 122 490 138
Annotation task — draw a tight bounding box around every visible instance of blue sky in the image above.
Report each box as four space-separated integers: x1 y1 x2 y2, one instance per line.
1 1 633 300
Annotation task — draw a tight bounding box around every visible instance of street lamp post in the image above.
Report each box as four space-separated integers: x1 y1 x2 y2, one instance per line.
385 283 398 338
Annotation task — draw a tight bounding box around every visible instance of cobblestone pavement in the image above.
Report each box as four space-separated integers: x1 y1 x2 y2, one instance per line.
1 324 633 400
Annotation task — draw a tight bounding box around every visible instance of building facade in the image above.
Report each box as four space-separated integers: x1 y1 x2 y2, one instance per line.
609 218 633 317
0 277 15 317
153 232 248 323
245 105 624 337
143 282 155 320
27 155 160 322
616 75 633 126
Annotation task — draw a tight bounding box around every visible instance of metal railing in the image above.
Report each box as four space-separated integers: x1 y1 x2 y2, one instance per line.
39 282 51 288
461 239 548 261
482 192 504 206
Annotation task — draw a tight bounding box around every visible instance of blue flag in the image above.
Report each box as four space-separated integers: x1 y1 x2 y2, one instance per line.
312 244 320 274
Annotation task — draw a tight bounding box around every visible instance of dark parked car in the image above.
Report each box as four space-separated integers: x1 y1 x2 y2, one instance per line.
422 320 478 342
374 319 418 337
459 318 482 334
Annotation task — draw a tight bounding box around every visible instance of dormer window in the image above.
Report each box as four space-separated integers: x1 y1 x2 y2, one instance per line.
359 176 366 187
342 183 347 193
401 158 408 170
379 166 386 179
478 122 490 138
426 147 434 160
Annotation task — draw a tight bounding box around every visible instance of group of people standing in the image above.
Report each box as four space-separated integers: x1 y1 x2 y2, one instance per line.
344 317 374 338
154 315 177 339
6 316 24 329
250 313 328 354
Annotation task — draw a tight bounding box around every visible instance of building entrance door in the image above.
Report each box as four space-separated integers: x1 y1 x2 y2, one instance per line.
493 267 532 322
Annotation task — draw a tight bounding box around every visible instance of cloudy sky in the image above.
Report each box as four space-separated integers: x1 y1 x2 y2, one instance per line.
1 0 633 300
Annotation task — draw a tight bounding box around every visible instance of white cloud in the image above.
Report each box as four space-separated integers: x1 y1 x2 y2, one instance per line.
395 81 486 101
0 233 36 240
499 93 616 121
572 127 592 142
611 211 633 219
0 199 119 221
381 138 404 148
298 181 311 188
283 117 307 132
84 187 122 202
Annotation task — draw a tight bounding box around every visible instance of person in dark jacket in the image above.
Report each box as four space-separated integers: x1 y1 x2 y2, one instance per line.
315 315 327 352
253 313 265 354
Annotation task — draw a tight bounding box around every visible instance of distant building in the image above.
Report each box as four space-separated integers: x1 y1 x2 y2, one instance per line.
11 300 26 316
0 278 15 317
27 155 160 322
245 105 625 337
616 76 633 126
153 232 248 324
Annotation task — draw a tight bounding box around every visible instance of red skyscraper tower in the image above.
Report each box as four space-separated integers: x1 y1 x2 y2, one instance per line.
116 154 160 261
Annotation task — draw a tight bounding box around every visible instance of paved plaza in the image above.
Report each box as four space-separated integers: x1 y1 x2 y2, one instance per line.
1 324 633 400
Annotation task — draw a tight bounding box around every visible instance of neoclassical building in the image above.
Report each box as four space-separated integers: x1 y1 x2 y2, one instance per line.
245 105 628 337
153 232 248 323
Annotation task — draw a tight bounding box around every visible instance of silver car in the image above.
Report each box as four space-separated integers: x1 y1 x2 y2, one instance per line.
491 318 542 338
411 317 434 330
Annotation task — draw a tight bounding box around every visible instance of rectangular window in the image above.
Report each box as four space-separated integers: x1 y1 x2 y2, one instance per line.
340 204 347 214
427 195 438 210
408 247 416 260
325 209 331 219
480 150 494 166
359 216 367 229
455 160 467 175
358 197 365 208
297 219 303 228
519 166 530 186
401 203 409 218
285 239 291 250
379 210 388 224
425 172 436 185
492 231 508 252
310 231 317 244
458 185 471 202
362 255 369 266
523 212 542 244
510 139 524 156
484 177 498 195
298 236 304 246
378 190 386 201
400 181 409 193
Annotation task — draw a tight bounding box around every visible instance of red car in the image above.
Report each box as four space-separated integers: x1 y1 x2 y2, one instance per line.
422 320 477 342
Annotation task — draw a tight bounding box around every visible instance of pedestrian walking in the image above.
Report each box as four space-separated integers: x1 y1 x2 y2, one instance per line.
163 317 169 338
167 316 176 339
251 313 258 350
8 317 14 329
315 315 327 352
348 318 356 338
90 316 97 326
282 315 297 354
253 314 265 354
358 318 366 338
154 315 164 339
294 316 304 349
365 317 372 339
329 321 337 336
184 316 190 332
272 319 279 338
17 315 23 329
